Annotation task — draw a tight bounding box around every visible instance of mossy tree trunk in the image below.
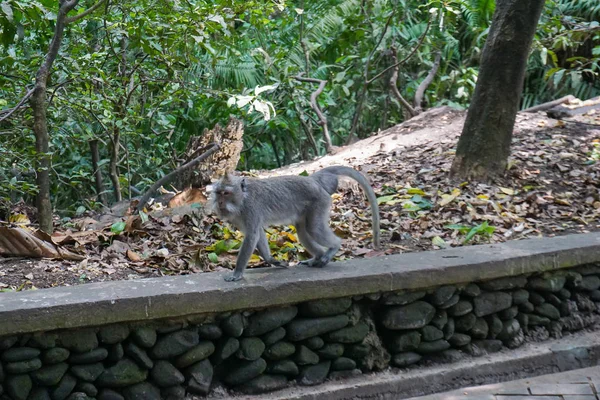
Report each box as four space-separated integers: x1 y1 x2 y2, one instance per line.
450 0 545 181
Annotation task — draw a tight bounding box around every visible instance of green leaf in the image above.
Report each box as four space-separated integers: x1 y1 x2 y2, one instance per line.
111 221 126 234
299 170 309 176
208 252 218 263
139 210 149 223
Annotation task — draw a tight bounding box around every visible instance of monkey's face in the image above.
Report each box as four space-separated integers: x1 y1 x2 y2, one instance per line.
210 176 247 218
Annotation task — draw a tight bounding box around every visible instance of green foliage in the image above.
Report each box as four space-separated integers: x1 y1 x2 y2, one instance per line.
0 0 598 216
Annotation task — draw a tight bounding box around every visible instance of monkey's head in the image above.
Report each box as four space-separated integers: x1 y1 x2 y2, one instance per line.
209 172 247 219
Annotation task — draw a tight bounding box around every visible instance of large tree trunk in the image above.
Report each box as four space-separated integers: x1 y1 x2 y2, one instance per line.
450 0 545 181
29 0 80 233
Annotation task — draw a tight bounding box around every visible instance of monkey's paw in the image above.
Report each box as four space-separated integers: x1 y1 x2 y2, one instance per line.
298 258 315 267
270 260 289 269
224 273 243 282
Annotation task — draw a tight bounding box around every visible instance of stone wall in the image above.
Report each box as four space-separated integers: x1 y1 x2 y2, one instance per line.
0 263 599 400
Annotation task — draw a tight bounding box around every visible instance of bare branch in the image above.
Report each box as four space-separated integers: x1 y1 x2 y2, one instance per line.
136 143 220 212
295 74 334 152
389 46 416 117
368 19 432 85
521 95 576 113
0 88 34 122
413 51 442 112
65 0 107 24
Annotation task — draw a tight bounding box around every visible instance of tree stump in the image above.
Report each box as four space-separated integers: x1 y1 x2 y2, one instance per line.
177 116 244 188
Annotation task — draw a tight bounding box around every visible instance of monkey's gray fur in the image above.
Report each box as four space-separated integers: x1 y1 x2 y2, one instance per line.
209 166 380 282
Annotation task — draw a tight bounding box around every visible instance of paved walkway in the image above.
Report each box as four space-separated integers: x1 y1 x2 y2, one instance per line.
406 366 600 400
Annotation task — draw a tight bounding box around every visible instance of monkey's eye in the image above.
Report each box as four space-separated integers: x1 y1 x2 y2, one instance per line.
222 191 231 196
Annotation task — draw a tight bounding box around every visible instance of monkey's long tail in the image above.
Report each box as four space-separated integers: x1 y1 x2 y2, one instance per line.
312 166 381 249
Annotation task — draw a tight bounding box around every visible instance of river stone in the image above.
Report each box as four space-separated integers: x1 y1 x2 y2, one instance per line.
286 315 349 341
237 374 288 394
161 385 185 400
575 292 596 311
66 393 94 400
222 313 245 337
186 359 213 395
122 382 160 400
389 331 421 352
473 292 512 317
516 313 529 329
51 373 77 400
99 325 130 345
5 358 42 374
544 293 562 307
497 319 520 341
268 360 299 376
344 344 370 360
262 327 286 346
224 358 267 386
529 292 545 305
6 374 32 400
381 290 426 305
574 265 600 275
487 314 503 339
558 288 572 300
463 283 481 297
29 332 58 349
512 289 530 305
59 330 98 353
498 306 519 321
455 313 477 332
237 337 265 361
124 342 153 370
211 337 239 364
174 341 215 368
197 324 222 340
443 318 455 340
1 347 40 362
481 276 527 291
436 349 465 363
69 348 108 364
264 342 295 361
528 314 551 326
295 345 319 365
528 276 566 292
298 361 331 386
96 359 148 387
28 388 51 400
151 330 199 359
431 310 448 330
245 306 298 336
108 343 124 363
535 303 560 320
75 383 97 397
41 347 69 364
421 326 443 342
31 362 68 386
156 322 183 334
131 327 157 348
519 301 535 313
318 343 345 359
447 300 473 317
438 294 460 309
299 298 352 317
470 318 489 339
448 333 471 347
331 357 356 371
304 336 325 350
98 389 125 400
472 339 503 353
591 290 600 301
417 340 450 354
392 352 422 367
0 336 18 350
150 360 184 387
0 362 3 382
70 362 104 382
326 321 369 343
382 301 436 330
430 286 456 306
574 275 600 291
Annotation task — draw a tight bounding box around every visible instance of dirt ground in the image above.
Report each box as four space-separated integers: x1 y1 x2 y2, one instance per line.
1 106 599 292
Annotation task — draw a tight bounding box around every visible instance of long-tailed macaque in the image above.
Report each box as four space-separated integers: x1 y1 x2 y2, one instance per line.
209 166 380 282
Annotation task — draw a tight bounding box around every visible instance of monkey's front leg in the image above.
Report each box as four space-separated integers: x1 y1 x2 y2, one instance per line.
225 229 260 282
257 231 288 268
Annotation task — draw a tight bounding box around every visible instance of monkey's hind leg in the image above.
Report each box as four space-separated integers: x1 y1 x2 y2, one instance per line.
257 230 288 268
225 228 261 282
304 205 342 269
296 220 326 267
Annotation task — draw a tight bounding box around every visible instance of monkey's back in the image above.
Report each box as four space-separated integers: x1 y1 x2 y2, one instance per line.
243 176 331 226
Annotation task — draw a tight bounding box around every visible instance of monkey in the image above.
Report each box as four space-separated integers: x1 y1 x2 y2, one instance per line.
208 166 380 282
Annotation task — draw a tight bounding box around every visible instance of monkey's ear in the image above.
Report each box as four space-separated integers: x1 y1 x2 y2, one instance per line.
240 178 248 192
